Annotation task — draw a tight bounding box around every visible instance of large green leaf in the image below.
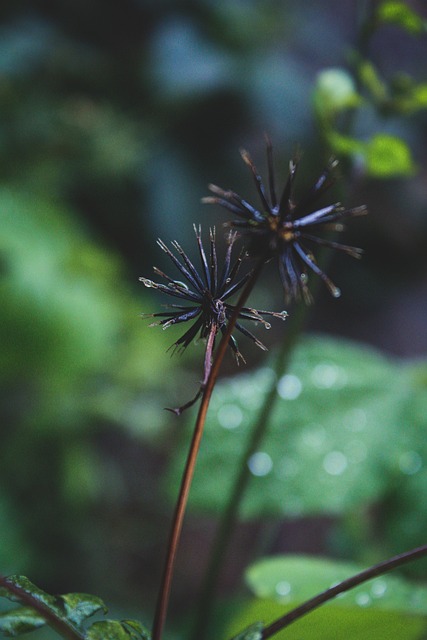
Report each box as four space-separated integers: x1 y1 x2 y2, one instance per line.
167 335 424 519
226 555 427 640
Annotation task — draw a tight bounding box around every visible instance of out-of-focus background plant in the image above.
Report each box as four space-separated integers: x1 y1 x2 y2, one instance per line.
1 0 427 637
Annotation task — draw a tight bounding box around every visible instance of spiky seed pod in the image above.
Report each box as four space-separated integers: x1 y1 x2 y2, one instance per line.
203 138 367 303
140 225 287 413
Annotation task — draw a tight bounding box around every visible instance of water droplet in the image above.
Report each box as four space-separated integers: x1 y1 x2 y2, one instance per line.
398 450 423 475
311 363 347 389
355 592 371 607
248 452 273 477
264 322 271 330
217 404 243 430
323 451 348 476
140 277 153 288
275 581 292 597
172 280 189 290
371 579 387 598
277 374 302 400
344 408 367 432
332 286 341 298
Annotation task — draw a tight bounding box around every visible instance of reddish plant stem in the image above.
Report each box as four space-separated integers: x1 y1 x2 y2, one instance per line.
151 260 264 640
262 544 427 639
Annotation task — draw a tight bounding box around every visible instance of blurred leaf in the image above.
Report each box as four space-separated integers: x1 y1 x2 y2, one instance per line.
246 556 427 615
389 74 427 114
0 607 46 637
227 597 426 640
357 60 388 103
167 335 424 518
326 131 364 156
314 68 362 119
376 2 426 35
226 555 427 640
364 133 415 177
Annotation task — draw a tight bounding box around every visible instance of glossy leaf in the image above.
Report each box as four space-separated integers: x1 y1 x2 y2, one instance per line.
86 620 150 640
0 607 46 637
246 555 427 614
227 598 426 640
167 336 425 519
314 68 362 118
0 576 58 610
226 555 427 640
59 593 107 627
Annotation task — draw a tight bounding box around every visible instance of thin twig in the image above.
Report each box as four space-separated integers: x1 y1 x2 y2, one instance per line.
0 574 84 640
262 544 427 639
151 259 265 640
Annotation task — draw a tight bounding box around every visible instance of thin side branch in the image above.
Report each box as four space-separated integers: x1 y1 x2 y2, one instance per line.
262 544 427 639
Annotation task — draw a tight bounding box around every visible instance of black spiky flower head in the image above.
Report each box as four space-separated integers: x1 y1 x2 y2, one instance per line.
140 225 287 413
203 138 367 303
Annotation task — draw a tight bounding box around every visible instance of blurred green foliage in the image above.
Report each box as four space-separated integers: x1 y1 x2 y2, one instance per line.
168 335 427 570
225 555 427 640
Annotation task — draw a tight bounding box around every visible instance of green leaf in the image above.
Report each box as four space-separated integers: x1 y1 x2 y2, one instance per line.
229 621 264 640
0 607 46 637
167 336 416 518
225 555 427 640
313 68 361 119
59 593 107 627
364 134 415 177
0 576 58 611
246 556 427 615
227 598 427 640
377 1 426 35
121 620 151 640
357 60 388 103
86 620 150 640
326 131 364 156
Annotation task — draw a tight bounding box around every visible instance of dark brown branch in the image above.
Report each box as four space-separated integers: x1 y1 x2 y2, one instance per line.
262 544 427 639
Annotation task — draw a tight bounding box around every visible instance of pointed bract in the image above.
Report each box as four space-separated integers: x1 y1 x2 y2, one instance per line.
140 227 287 413
203 138 367 303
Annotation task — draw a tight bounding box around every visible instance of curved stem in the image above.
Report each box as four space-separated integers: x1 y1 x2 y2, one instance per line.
151 260 264 640
191 301 307 640
262 544 427 638
0 575 84 640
